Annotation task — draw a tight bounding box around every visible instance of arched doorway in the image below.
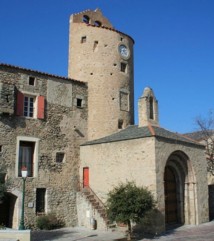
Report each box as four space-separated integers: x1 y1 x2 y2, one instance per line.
164 151 197 226
0 193 17 228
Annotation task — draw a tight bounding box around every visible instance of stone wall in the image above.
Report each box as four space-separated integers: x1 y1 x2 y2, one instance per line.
68 10 134 140
0 64 88 228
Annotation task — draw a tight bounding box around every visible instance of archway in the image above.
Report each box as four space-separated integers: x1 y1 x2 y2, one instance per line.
164 151 197 226
0 193 17 228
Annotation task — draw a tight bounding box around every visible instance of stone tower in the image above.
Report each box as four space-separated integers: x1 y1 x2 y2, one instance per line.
68 9 134 140
138 87 159 127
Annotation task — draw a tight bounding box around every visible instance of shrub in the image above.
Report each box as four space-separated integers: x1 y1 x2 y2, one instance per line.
106 181 155 240
36 213 64 230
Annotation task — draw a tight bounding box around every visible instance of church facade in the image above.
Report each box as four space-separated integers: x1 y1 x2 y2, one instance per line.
0 9 209 232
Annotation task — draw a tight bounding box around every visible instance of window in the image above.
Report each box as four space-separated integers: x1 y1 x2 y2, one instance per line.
36 188 46 214
77 98 82 108
120 63 127 73
24 96 34 117
56 152 65 163
94 21 101 27
82 15 90 24
16 91 45 119
81 36 87 43
118 119 123 129
0 145 2 153
16 136 39 178
93 41 98 51
18 141 35 177
29 77 35 86
120 91 129 111
74 95 85 108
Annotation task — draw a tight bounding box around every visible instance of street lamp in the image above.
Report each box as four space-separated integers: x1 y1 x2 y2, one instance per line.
19 166 27 230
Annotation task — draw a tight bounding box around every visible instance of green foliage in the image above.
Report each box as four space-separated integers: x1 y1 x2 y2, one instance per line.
106 181 155 225
36 213 64 230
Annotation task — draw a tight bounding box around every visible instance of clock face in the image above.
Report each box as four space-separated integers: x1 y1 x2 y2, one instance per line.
119 44 130 59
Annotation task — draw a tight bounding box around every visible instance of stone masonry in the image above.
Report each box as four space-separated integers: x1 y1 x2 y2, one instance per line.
0 64 88 228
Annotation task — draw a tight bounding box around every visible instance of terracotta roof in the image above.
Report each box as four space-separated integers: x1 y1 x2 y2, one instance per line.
0 63 85 85
82 125 204 148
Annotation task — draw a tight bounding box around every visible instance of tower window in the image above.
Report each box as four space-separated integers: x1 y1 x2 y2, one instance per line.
120 91 129 111
0 145 2 153
93 41 98 51
118 119 123 129
81 36 87 43
94 21 101 27
29 77 35 86
121 63 127 73
83 15 90 24
149 96 154 119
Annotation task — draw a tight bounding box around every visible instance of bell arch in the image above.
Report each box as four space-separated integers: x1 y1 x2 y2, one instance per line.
164 151 197 226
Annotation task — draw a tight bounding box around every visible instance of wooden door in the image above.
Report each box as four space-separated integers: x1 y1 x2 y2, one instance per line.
164 166 178 224
83 167 89 188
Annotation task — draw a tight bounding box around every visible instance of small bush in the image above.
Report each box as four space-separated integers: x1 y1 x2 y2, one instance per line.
36 213 64 230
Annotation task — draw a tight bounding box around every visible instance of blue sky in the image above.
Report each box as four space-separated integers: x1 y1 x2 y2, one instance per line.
0 0 214 133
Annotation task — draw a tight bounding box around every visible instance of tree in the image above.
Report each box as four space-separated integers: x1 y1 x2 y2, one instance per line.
106 182 155 240
195 110 214 175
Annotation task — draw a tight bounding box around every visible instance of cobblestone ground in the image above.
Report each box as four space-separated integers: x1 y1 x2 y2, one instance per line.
31 221 214 241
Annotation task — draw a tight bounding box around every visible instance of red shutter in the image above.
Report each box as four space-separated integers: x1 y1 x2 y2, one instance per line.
83 167 89 188
37 96 45 119
16 91 24 116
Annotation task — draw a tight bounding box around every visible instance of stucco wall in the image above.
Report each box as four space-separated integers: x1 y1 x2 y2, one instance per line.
80 137 157 202
80 135 209 230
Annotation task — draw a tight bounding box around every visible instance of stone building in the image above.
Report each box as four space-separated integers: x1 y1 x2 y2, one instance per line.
79 87 209 232
0 8 209 232
0 63 88 228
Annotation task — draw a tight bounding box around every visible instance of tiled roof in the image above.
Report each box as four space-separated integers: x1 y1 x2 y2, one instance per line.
184 130 214 141
82 125 204 147
0 63 85 84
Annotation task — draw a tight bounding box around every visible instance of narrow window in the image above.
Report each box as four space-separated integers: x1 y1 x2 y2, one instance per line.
149 96 154 119
81 36 87 43
94 21 101 27
118 119 123 129
56 152 65 163
77 98 83 108
18 141 35 177
82 15 90 24
0 145 2 153
120 63 127 73
29 77 35 86
36 188 46 214
93 41 98 51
